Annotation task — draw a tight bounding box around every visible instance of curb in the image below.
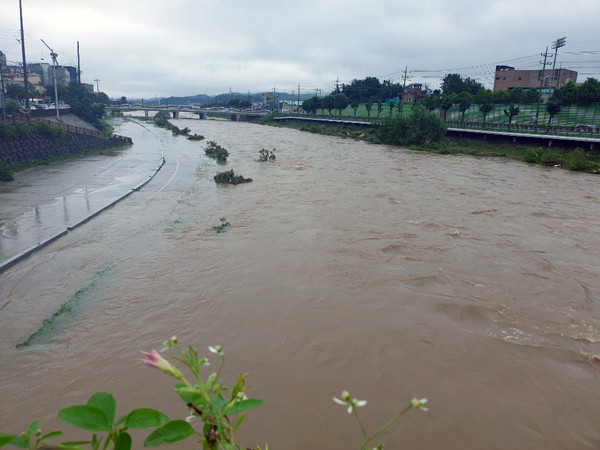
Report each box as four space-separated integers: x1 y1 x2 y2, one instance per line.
0 155 166 274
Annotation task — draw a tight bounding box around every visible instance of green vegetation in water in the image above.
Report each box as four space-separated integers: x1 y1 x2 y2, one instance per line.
204 140 229 162
152 111 190 136
414 139 600 173
16 266 114 348
258 148 276 161
187 133 205 141
212 217 230 233
214 169 252 185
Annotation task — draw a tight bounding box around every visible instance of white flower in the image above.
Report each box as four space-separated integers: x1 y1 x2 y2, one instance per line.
333 390 367 414
411 397 428 411
208 345 224 355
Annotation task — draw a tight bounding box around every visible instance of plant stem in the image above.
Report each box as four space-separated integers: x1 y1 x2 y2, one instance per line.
360 403 414 448
352 408 368 439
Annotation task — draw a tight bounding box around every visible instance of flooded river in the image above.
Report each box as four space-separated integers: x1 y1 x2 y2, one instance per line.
1 116 599 449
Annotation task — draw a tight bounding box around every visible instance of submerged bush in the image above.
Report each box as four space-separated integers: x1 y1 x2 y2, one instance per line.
204 141 229 162
258 148 276 161
214 169 252 185
187 134 205 141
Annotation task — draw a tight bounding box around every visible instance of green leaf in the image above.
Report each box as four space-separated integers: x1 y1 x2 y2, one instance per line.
143 420 195 447
56 440 91 449
26 420 40 437
125 409 169 429
174 384 204 405
8 435 26 448
114 432 132 450
232 412 248 431
206 373 217 390
228 399 265 415
0 434 17 446
87 392 116 424
41 430 63 440
58 405 110 431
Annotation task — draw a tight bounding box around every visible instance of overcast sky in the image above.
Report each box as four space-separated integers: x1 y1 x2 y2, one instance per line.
1 0 599 100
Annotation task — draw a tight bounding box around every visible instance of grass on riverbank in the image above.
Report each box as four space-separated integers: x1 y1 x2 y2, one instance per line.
266 119 600 174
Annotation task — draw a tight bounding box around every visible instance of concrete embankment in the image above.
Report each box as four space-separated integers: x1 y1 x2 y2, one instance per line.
0 115 132 167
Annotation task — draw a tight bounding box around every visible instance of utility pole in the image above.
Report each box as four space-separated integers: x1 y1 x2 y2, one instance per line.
535 47 551 124
77 41 81 84
399 66 410 118
297 83 300 114
550 36 566 91
335 78 340 93
94 78 100 93
40 39 60 118
19 0 30 120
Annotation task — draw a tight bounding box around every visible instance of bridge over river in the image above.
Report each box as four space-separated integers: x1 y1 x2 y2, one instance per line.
106 105 270 121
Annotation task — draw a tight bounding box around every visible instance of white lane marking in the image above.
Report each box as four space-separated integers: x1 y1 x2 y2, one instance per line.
157 159 180 192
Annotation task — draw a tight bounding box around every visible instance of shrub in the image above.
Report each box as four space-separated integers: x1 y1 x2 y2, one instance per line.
204 141 229 162
523 147 543 163
0 160 14 181
258 148 276 161
563 148 599 172
369 105 446 146
214 169 252 185
187 134 205 141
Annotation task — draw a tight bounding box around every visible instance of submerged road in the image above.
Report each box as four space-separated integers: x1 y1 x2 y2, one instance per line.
0 119 166 269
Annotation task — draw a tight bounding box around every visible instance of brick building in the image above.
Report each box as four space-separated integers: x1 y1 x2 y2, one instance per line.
493 65 577 92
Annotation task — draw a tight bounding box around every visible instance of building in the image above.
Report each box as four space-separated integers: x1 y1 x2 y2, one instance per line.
493 65 577 92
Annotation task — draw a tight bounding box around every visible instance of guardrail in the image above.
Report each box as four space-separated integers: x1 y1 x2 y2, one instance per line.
446 120 600 138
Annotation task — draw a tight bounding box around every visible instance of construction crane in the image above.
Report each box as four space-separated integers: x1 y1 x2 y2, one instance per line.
40 38 60 118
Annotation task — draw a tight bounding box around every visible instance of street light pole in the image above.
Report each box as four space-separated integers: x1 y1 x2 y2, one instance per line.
40 39 59 118
551 36 566 91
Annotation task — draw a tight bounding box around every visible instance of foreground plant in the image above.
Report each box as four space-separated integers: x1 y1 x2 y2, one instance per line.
333 390 428 450
1 340 263 449
0 392 169 449
143 338 264 449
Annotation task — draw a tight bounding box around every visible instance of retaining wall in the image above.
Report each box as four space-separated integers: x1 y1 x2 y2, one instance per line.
0 132 132 166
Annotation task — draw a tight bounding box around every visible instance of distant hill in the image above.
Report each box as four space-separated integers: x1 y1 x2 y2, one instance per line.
130 91 313 106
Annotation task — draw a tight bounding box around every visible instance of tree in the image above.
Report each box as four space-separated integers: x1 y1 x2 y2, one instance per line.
333 93 349 116
57 82 109 127
342 76 383 103
120 96 128 104
302 96 320 114
575 78 600 106
545 100 562 124
504 104 520 124
440 93 457 120
475 89 494 122
322 95 335 115
421 91 441 111
441 73 484 96
5 83 26 102
457 92 473 122
350 101 359 117
506 88 524 105
365 100 373 117
377 100 383 118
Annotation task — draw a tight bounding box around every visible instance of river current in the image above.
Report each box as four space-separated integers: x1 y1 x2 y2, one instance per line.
1 116 599 448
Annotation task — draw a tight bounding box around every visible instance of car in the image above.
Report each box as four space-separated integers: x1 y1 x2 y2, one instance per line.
575 124 598 132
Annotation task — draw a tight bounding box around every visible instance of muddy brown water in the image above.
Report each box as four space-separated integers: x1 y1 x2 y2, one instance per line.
1 116 599 449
